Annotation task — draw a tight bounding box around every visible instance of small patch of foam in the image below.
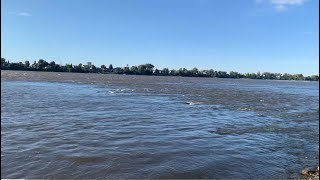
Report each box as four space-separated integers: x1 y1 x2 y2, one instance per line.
185 101 203 105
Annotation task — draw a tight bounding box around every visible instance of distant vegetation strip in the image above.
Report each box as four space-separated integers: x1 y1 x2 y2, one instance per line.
1 58 319 81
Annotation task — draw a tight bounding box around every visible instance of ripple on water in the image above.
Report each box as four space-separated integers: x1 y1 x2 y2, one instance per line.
1 73 319 179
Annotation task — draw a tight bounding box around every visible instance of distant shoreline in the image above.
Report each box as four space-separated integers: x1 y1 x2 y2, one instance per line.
1 58 319 81
1 70 319 84
1 69 319 82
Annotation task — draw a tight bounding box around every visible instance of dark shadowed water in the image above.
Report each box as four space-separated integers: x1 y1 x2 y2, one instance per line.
1 71 319 179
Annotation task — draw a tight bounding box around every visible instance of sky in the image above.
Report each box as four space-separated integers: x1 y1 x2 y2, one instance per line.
1 0 319 75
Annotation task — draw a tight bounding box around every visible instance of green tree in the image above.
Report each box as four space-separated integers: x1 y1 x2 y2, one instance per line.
256 71 261 79
169 69 176 76
91 65 96 72
208 69 214 77
32 61 37 68
74 63 83 72
100 65 106 73
1 58 6 68
191 68 198 76
154 69 160 75
183 68 191 76
130 66 138 74
162 68 169 76
50 61 56 67
229 71 240 78
123 66 130 74
113 67 123 74
109 64 113 71
312 75 319 81
145 63 154 75
25 60 30 68
37 59 49 70
262 72 271 79
66 64 73 72
294 74 304 80
137 64 147 75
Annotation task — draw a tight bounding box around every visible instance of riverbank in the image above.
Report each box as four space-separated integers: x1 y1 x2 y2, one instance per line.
302 166 319 180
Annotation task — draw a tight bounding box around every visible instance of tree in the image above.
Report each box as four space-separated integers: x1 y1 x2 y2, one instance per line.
275 73 281 80
293 74 304 80
177 68 183 76
9 63 23 70
1 56 318 81
256 71 261 79
262 72 271 79
100 65 106 73
208 69 214 77
113 67 123 74
154 69 159 75
66 64 73 72
170 69 176 76
215 71 226 78
250 73 257 79
32 61 37 69
123 66 130 74
74 63 83 72
1 58 6 68
137 64 147 75
91 65 96 72
145 63 154 75
183 68 191 76
145 63 154 69
50 61 56 67
130 66 138 74
191 68 198 76
25 60 30 68
311 75 319 81
229 71 240 78
162 68 169 76
37 59 49 70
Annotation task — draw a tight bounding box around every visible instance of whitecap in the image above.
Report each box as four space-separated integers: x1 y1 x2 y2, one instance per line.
185 101 203 105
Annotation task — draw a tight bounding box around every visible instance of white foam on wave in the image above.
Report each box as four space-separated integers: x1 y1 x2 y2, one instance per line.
185 101 203 105
108 88 135 94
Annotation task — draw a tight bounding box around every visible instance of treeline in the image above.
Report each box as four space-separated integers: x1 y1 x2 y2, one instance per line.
1 58 319 81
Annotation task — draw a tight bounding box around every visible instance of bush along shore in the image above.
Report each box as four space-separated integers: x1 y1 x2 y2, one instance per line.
1 58 319 81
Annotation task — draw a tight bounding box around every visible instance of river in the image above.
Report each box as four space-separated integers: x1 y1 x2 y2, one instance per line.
1 71 319 179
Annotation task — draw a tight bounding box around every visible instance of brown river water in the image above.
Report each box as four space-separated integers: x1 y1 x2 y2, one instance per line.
1 70 319 179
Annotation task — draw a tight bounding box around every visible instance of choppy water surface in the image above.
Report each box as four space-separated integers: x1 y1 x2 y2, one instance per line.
1 71 319 179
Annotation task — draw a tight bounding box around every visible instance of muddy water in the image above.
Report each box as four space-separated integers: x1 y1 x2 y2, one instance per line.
1 71 319 179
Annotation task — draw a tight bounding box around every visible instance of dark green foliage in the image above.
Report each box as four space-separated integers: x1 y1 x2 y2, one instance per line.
130 66 138 74
109 64 113 71
154 69 160 75
123 67 130 74
1 57 318 81
1 58 6 68
25 61 30 68
113 67 123 74
162 68 169 76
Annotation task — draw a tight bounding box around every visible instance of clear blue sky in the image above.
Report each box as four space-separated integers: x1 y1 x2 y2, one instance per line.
1 0 319 75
